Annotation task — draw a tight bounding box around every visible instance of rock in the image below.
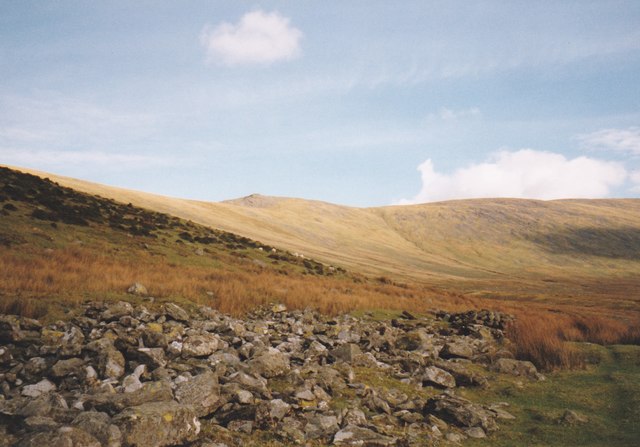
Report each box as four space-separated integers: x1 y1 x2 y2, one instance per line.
271 303 287 313
331 343 362 363
466 426 486 438
175 371 221 417
333 425 398 446
87 380 174 414
141 328 167 348
235 390 254 404
396 330 432 351
122 365 146 393
560 409 588 425
136 347 167 369
248 348 290 378
50 357 85 378
113 401 200 447
440 340 474 359
492 358 543 380
182 333 220 358
305 414 340 440
17 426 101 447
164 303 189 322
425 395 497 432
86 338 126 380
127 283 148 296
101 301 135 320
72 411 122 447
422 366 456 388
23 415 59 431
22 379 56 397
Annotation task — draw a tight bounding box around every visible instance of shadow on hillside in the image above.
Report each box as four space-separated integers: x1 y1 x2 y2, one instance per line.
527 227 640 260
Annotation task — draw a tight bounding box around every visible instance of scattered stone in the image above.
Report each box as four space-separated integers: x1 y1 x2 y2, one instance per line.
333 424 398 446
127 282 148 296
22 379 56 398
560 409 589 425
422 366 456 388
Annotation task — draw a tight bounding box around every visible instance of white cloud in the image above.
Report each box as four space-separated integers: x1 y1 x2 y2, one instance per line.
578 127 640 155
201 10 302 66
400 149 627 204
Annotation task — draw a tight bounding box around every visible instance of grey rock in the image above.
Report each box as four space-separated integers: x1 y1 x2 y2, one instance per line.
333 425 398 446
331 343 362 363
248 347 290 378
127 283 148 297
113 401 200 447
440 340 474 359
182 333 220 358
17 426 101 447
164 303 189 322
51 357 85 378
22 379 56 397
305 414 339 440
492 358 542 380
422 366 456 388
72 411 122 447
175 371 221 417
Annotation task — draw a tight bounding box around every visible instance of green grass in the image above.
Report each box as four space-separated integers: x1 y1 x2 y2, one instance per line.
462 344 640 447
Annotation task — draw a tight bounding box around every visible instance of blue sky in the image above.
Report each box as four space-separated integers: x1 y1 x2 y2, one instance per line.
1 1 639 206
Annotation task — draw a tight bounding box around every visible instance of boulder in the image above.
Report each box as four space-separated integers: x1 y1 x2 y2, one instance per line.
440 340 474 359
182 333 220 358
72 411 122 447
304 414 340 440
50 357 85 378
333 425 398 446
331 343 362 363
492 358 542 380
248 348 290 378
422 366 456 388
17 426 101 447
127 283 148 297
164 303 189 322
425 395 497 432
113 401 200 447
22 379 56 397
175 371 221 417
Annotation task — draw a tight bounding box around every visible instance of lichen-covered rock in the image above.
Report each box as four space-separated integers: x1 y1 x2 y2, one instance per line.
330 343 362 363
425 395 497 432
72 411 122 447
164 303 189 322
248 348 290 378
17 426 101 447
182 333 220 358
175 371 221 417
22 379 56 397
113 401 200 447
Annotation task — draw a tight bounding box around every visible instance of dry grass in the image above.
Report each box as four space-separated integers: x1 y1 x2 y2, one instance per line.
0 244 475 319
2 243 637 372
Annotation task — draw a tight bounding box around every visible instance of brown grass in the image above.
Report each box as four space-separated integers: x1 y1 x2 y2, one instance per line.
1 244 637 372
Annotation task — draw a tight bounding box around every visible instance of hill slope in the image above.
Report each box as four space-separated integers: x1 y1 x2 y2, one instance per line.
5 165 640 315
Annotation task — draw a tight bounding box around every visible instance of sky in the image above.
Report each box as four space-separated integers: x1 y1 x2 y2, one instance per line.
1 1 639 207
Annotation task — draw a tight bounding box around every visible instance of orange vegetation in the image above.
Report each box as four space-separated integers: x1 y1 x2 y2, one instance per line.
1 244 638 371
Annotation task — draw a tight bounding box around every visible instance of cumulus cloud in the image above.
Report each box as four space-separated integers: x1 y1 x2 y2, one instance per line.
400 149 627 204
578 127 640 155
201 10 302 66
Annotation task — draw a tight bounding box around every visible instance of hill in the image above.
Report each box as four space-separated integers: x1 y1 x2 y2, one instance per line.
6 165 639 321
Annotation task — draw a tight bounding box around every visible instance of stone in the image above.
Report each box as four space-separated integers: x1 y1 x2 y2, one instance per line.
422 366 456 388
305 414 340 440
72 411 122 447
127 283 148 296
440 340 474 359
182 333 220 358
22 379 56 397
425 395 497 432
113 401 200 447
164 303 189 322
50 357 85 378
101 301 135 320
272 303 287 313
560 409 588 425
141 328 167 348
17 426 101 447
236 390 254 404
175 371 221 417
331 343 362 363
333 425 398 446
492 358 542 380
136 347 167 368
466 426 486 438
248 348 290 378
86 338 126 380
87 381 174 414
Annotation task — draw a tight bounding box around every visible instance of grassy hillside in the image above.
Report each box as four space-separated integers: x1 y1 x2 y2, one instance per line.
7 165 639 321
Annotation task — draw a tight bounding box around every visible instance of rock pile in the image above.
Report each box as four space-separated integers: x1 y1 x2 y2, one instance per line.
0 302 541 446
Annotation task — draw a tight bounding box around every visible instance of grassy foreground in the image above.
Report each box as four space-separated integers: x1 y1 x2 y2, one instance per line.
464 344 640 447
